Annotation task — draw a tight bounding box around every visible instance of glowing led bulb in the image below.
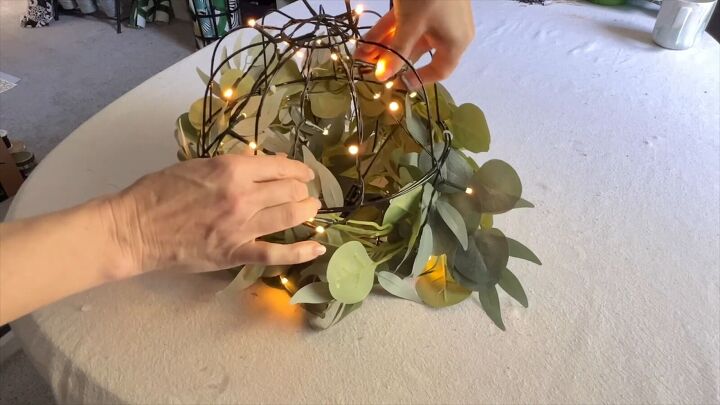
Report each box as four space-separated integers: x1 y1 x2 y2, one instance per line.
465 187 474 195
249 141 258 150
322 128 329 135
409 91 417 98
247 18 256 27
348 145 359 155
280 276 289 285
330 53 339 61
373 93 381 100
222 88 234 99
315 225 326 234
349 38 357 45
354 4 364 14
375 59 386 77
388 101 400 112
308 217 315 222
316 39 323 45
295 50 305 59
385 81 394 89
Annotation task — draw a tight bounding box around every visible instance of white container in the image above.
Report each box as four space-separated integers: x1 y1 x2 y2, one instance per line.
652 0 717 50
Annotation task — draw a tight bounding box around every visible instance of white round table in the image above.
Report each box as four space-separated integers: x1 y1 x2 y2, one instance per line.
9 1 720 403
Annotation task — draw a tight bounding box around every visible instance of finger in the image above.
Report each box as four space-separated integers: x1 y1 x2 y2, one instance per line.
409 47 463 87
355 12 396 57
376 26 424 81
247 197 321 237
241 240 327 265
248 179 310 209
231 155 315 183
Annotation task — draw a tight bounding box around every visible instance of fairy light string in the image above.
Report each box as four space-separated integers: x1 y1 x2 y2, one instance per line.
197 0 466 234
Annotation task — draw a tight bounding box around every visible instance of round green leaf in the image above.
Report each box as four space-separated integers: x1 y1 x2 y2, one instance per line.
473 228 509 280
450 103 490 153
470 159 522 214
327 241 377 304
415 255 471 308
188 96 223 129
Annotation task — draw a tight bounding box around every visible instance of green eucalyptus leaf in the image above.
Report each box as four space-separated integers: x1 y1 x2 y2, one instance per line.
412 83 455 121
188 96 223 129
411 224 433 276
447 192 482 233
474 228 509 279
309 82 351 119
405 96 430 145
416 255 471 308
219 69 255 100
308 300 362 330
327 241 376 304
231 29 245 67
450 103 490 153
514 198 535 209
452 239 490 290
377 271 421 303
257 87 286 130
507 238 542 265
195 67 221 97
383 185 422 226
270 57 302 87
435 197 469 250
221 264 264 293
470 159 522 214
220 47 230 73
498 268 528 307
477 286 506 330
480 213 493 230
302 145 344 208
290 282 333 304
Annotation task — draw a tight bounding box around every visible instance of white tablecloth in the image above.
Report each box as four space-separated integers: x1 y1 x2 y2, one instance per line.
8 1 720 403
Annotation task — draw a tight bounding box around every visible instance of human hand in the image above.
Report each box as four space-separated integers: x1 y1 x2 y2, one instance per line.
107 154 325 274
356 0 475 88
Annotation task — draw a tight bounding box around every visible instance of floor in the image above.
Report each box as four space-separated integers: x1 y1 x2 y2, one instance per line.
0 0 195 401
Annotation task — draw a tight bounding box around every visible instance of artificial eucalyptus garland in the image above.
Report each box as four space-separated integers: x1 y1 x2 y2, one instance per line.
174 1 541 330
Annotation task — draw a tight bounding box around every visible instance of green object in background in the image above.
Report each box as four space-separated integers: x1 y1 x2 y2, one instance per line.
589 0 626 5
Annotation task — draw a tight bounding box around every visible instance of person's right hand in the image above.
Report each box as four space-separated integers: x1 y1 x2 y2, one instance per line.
355 0 475 88
107 154 325 275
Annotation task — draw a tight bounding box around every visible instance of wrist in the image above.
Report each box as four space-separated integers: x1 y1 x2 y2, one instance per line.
94 194 147 279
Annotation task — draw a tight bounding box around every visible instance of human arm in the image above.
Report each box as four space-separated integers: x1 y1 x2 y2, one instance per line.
0 154 324 324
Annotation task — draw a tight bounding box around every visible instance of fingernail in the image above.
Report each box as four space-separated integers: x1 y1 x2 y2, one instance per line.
307 168 316 179
313 198 322 210
314 244 327 256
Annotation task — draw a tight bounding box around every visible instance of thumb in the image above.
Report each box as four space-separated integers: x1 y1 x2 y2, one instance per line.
375 27 422 81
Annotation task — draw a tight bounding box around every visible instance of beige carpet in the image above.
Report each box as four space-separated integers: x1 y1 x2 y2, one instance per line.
0 0 195 402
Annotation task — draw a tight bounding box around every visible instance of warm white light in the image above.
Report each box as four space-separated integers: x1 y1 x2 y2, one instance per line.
330 53 338 61
295 50 305 59
247 18 256 27
280 276 289 285
373 93 381 100
388 101 400 112
249 141 258 150
354 4 364 14
375 59 386 77
240 112 247 119
385 81 394 89
349 38 357 45
308 217 315 222
222 88 234 98
316 39 323 45
465 187 474 195
348 145 359 155
409 91 417 98
315 225 326 234
322 128 329 135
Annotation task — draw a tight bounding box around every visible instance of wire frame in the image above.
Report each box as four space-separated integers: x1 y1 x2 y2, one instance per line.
197 0 453 223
